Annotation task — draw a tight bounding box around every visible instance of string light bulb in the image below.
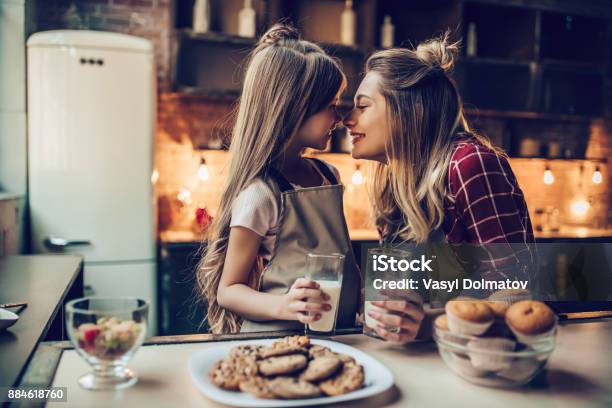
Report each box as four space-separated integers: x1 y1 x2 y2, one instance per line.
570 199 590 217
592 165 602 184
198 156 210 181
351 163 364 185
151 168 159 184
177 186 192 205
543 165 554 185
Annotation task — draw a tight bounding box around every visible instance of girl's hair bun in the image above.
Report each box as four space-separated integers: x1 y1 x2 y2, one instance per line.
415 31 459 73
257 23 300 46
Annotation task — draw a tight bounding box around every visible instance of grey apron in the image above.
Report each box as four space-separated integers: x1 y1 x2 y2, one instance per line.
240 158 362 332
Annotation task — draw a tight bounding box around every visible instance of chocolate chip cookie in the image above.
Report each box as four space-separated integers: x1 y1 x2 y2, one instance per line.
209 356 258 391
273 335 311 349
319 361 364 396
268 377 321 399
300 355 342 382
258 354 308 377
230 344 264 360
260 344 308 359
238 376 275 399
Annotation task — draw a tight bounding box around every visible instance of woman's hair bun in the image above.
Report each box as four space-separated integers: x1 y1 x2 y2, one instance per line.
257 23 300 46
415 31 459 73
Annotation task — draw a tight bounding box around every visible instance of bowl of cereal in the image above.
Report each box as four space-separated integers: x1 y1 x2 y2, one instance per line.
65 297 148 390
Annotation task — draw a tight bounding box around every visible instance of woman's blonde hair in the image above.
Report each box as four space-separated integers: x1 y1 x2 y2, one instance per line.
196 24 346 334
366 32 501 244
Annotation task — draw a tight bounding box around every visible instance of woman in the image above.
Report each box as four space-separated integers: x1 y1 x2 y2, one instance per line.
344 33 535 343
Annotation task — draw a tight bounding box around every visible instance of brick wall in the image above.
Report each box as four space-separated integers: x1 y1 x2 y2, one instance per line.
28 0 172 90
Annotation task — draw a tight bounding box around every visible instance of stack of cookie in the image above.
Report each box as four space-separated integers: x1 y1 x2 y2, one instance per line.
209 335 365 400
434 292 557 386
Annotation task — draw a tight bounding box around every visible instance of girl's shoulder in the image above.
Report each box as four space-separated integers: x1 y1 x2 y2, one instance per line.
230 177 280 236
235 177 278 206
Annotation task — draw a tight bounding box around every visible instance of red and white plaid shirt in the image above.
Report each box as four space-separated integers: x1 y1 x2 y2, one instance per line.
444 137 536 281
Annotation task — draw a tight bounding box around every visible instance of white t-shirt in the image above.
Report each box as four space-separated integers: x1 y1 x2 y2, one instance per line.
229 161 339 260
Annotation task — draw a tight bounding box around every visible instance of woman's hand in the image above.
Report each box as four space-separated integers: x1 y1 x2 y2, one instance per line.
367 290 425 343
278 278 331 324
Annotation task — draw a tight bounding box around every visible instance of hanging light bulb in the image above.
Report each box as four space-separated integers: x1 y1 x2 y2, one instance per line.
592 165 602 184
543 165 554 185
351 163 364 185
198 156 210 181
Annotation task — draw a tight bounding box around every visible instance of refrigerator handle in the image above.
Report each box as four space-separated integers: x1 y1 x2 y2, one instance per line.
43 236 92 251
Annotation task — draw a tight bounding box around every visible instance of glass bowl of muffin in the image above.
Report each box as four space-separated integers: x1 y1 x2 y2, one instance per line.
433 295 557 387
65 297 148 390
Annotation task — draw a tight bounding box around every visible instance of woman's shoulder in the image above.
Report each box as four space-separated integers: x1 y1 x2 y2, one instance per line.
450 137 507 176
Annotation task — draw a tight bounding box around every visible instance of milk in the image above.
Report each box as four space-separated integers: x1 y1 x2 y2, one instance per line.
308 280 341 332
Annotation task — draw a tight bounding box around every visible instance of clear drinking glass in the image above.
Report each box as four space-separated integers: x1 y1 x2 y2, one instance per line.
305 253 345 334
363 247 412 338
65 297 148 390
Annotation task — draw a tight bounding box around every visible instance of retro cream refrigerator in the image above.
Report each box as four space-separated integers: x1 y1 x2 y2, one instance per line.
27 30 158 333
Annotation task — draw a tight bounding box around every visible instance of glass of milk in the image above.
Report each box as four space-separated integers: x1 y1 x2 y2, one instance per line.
363 246 411 339
305 253 345 334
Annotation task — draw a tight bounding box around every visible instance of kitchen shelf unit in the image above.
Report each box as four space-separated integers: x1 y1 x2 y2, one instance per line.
172 0 612 158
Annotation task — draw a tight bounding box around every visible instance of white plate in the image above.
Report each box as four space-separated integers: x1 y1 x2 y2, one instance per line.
188 338 394 407
0 308 18 330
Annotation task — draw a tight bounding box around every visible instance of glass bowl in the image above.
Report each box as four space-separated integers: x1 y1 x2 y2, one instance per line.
65 297 148 390
433 326 556 387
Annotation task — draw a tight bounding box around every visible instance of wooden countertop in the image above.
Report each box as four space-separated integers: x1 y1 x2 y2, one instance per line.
18 319 612 407
159 226 612 244
0 255 83 388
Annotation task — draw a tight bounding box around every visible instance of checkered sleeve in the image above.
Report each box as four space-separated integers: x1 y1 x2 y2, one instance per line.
448 143 535 281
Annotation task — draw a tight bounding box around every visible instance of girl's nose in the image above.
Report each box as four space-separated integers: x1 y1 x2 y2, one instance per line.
343 109 356 128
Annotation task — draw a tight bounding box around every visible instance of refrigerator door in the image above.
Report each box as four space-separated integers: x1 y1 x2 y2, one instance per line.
27 31 156 262
84 261 158 335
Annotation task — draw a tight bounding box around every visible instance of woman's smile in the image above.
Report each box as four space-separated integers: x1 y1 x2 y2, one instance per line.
350 131 365 145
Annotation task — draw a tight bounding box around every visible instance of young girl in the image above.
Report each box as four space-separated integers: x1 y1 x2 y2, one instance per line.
197 24 361 334
344 33 536 342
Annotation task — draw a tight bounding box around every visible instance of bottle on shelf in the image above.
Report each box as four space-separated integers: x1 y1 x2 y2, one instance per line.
193 0 210 34
341 0 356 46
238 0 256 38
380 15 394 49
467 22 477 57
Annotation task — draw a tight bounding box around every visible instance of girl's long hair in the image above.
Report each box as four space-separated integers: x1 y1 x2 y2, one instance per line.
196 24 346 333
366 32 503 244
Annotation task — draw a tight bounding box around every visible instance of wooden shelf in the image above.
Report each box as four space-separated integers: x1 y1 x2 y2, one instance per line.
463 107 599 122
460 56 534 67
180 29 256 46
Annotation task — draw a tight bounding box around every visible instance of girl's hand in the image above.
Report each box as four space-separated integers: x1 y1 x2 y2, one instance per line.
279 278 331 324
367 290 425 343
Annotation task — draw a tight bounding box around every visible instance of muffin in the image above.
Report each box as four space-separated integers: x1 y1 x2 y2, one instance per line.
434 314 449 331
496 357 542 382
449 353 487 378
467 337 516 372
505 300 557 345
486 301 509 319
445 300 495 336
487 289 532 306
